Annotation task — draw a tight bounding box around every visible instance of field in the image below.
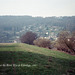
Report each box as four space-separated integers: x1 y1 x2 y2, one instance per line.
0 43 75 75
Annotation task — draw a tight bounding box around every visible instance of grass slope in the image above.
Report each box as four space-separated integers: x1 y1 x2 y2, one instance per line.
0 43 75 75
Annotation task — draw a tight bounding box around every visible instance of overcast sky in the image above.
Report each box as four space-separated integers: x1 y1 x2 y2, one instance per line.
0 0 75 17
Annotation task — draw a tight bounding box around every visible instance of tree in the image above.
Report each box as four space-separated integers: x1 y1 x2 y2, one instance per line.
56 31 75 54
33 38 51 49
20 31 37 45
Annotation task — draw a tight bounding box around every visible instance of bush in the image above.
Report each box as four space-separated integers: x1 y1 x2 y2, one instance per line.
33 38 51 49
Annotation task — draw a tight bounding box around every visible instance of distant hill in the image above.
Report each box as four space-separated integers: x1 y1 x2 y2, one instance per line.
0 16 75 31
0 16 75 43
0 43 75 75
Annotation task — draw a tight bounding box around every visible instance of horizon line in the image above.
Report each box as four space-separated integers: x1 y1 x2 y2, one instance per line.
0 15 75 18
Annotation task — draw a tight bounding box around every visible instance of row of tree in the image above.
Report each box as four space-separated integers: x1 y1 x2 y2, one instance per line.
0 16 75 32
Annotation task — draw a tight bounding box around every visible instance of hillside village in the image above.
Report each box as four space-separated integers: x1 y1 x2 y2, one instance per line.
0 16 75 43
16 25 63 41
0 25 63 43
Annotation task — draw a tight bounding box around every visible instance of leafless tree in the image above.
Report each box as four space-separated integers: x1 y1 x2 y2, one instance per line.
20 31 37 45
56 31 75 54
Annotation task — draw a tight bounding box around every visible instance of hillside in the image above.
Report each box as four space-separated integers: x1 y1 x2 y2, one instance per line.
0 16 75 43
0 43 75 75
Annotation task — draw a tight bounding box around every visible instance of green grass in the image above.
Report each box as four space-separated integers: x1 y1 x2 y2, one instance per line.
0 43 75 75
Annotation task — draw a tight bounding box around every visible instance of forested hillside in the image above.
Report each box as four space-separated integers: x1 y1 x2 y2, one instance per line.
0 16 75 43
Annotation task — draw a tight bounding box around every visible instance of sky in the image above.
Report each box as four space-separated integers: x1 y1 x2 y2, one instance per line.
0 0 75 17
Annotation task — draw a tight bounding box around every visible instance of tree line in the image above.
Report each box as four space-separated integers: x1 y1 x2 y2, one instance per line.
0 16 75 32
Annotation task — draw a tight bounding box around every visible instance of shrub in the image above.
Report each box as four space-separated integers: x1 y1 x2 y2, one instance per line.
33 38 51 49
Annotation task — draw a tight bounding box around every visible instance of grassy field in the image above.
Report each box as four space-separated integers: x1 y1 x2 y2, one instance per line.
0 43 75 75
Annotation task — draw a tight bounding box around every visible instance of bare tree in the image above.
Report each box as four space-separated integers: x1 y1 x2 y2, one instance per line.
20 31 37 45
56 31 75 54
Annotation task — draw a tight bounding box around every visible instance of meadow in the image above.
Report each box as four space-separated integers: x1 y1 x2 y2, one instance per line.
0 43 75 75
